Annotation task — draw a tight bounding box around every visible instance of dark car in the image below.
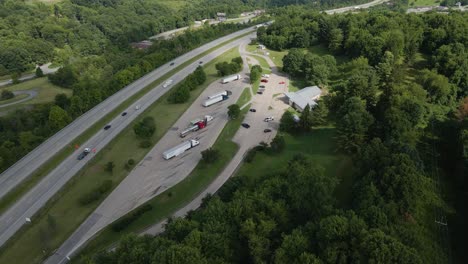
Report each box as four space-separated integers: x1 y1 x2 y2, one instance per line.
121 112 127 116
249 109 256 112
199 61 203 64
104 125 112 130
259 85 266 88
170 62 175 66
257 91 263 94
261 79 268 83
264 129 272 133
241 123 250 128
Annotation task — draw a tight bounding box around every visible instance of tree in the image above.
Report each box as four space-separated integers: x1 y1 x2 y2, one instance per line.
280 111 297 132
282 49 303 77
35 67 44 77
54 93 70 109
48 105 71 131
201 148 220 163
250 65 262 84
310 100 329 126
270 135 286 153
11 72 20 84
168 84 190 103
48 66 77 88
228 104 241 119
193 66 206 85
105 161 115 173
299 104 313 131
328 28 343 54
1 90 14 100
133 117 156 138
336 97 374 154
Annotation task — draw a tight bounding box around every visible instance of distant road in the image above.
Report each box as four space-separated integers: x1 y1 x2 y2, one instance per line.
325 0 390 14
0 26 258 250
0 90 37 108
0 63 59 87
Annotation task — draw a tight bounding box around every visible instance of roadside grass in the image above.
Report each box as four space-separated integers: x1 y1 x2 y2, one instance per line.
0 46 244 264
0 94 29 106
0 31 253 217
236 128 354 208
409 0 440 6
237 87 252 107
73 105 250 264
246 44 288 69
252 79 260 94
0 78 72 111
250 55 272 74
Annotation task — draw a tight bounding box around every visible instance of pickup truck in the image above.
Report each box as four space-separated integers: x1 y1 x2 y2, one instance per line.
77 148 91 160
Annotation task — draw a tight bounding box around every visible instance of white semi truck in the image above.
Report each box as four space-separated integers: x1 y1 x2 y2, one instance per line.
163 139 199 160
180 115 214 138
203 95 228 107
222 74 241 84
208 91 229 99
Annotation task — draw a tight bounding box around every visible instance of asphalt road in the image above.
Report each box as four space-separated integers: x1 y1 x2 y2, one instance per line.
0 26 257 203
0 28 258 249
0 63 58 87
324 0 390 14
0 90 37 108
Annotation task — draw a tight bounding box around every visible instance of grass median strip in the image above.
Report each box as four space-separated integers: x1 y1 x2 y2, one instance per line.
0 30 254 216
237 87 252 107
0 43 245 264
74 104 251 264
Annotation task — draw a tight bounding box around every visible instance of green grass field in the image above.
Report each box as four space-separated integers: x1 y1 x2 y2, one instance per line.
237 87 252 107
73 106 251 264
0 94 29 106
409 0 440 6
236 129 354 208
0 47 242 264
0 78 72 112
246 44 288 69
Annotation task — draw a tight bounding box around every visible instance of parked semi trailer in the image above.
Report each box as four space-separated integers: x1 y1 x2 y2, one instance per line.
208 90 232 99
203 95 229 107
180 115 214 138
222 74 241 84
163 139 199 160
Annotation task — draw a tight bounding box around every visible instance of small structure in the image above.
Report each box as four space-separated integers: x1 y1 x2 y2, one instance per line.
258 44 266 50
130 40 153 50
217 12 227 22
254 9 265 16
284 86 322 112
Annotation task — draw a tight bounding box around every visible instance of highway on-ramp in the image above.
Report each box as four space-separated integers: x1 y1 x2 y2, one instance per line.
0 26 257 203
0 27 257 249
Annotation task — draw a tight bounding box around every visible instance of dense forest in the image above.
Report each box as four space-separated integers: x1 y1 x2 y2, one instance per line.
90 8 468 264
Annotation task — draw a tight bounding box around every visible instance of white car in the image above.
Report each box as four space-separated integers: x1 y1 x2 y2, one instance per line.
262 74 270 78
264 117 274 122
163 79 173 88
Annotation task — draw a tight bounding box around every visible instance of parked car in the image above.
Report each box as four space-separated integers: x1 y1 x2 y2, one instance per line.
261 79 268 83
104 125 112 130
121 112 127 116
257 91 263 94
264 129 272 133
259 85 266 88
279 81 285 84
170 62 175 66
249 109 257 112
241 123 250 128
262 74 270 78
264 117 274 122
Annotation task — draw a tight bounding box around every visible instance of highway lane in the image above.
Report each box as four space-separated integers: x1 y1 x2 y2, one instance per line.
325 0 390 14
0 25 258 202
0 32 256 251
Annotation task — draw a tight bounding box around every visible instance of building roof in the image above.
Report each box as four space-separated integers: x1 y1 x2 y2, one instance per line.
284 86 321 110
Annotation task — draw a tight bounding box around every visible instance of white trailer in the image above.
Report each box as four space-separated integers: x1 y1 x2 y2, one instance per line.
208 91 228 99
203 95 228 107
163 139 200 160
222 74 241 84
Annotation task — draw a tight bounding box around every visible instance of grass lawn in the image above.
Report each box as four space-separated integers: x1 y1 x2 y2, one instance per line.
408 0 440 6
0 78 72 111
236 128 354 208
0 46 243 264
0 94 29 106
252 79 260 94
73 106 250 264
237 87 252 107
250 55 272 74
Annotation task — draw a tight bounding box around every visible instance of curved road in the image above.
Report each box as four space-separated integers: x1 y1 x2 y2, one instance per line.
0 29 259 252
0 63 59 87
0 26 258 203
0 90 37 108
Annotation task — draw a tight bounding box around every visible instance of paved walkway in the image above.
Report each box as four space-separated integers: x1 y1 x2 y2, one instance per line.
0 90 37 108
0 63 59 87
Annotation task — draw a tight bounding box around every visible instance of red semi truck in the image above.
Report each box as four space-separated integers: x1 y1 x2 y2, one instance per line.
179 115 214 138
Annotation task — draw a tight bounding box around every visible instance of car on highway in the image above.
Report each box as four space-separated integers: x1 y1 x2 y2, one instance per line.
249 109 256 112
264 117 274 122
241 123 250 128
264 129 272 133
257 91 263 94
261 79 268 83
77 148 91 160
199 61 203 64
121 112 127 116
135 105 141 110
259 85 266 88
163 79 173 88
104 125 112 130
170 62 175 66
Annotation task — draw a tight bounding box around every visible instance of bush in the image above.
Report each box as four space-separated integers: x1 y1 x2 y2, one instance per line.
139 140 152 148
128 159 135 166
78 180 113 205
201 148 220 163
244 148 257 163
1 90 14 101
133 117 156 138
111 204 153 232
270 135 286 153
168 84 190 103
